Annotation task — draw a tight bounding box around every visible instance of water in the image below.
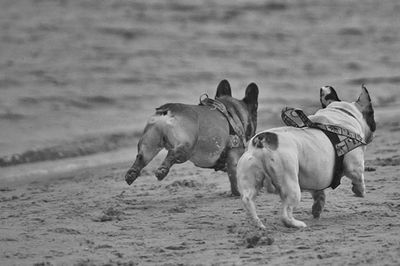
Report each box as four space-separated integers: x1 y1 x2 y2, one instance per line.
1 0 399 166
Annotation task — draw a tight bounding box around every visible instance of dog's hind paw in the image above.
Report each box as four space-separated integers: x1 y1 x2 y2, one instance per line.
293 220 307 228
125 169 139 185
254 218 266 230
155 167 169 181
282 218 307 228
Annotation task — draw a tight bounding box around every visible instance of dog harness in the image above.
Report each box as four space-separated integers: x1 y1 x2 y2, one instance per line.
199 94 246 149
281 107 367 189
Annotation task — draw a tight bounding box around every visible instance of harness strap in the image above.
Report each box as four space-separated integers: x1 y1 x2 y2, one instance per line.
281 107 366 189
199 94 246 147
281 107 366 156
322 131 344 189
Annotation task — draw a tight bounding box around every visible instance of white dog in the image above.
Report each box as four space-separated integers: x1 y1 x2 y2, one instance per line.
237 85 376 229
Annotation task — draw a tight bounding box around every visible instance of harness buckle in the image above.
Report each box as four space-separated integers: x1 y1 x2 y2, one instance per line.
229 135 241 148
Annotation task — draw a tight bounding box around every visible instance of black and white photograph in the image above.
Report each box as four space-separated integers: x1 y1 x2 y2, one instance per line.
1 0 399 265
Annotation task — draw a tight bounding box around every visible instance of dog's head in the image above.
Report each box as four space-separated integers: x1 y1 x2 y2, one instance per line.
215 79 259 141
318 85 376 144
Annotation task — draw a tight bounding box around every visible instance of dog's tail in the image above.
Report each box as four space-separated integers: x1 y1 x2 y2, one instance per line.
237 150 278 197
251 132 279 150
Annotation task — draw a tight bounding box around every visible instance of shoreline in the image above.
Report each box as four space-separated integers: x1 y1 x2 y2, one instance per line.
1 104 398 186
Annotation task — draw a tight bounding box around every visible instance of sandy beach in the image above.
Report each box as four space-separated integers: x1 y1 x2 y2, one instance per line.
1 0 400 265
1 118 400 265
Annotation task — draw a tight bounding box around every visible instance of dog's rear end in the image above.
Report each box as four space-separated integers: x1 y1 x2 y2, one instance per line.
238 131 310 228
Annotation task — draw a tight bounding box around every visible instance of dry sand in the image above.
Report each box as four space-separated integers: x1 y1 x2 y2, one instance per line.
1 120 399 265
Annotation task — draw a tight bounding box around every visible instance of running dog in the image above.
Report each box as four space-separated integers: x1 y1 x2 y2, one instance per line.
237 85 375 228
125 80 259 196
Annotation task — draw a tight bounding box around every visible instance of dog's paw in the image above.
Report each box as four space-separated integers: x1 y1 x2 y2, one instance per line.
283 218 307 228
312 210 321 219
352 185 365 197
312 202 324 218
296 221 307 228
256 221 266 230
155 167 169 181
125 169 139 185
230 190 241 197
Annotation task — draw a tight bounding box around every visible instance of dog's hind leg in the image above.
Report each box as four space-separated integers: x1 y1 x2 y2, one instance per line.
155 142 193 180
280 175 307 228
125 123 163 185
241 189 266 229
311 190 326 218
154 114 198 180
237 152 266 229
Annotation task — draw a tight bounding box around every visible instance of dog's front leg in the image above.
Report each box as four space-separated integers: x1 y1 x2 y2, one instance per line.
349 171 366 197
344 151 366 197
226 147 244 196
311 190 326 218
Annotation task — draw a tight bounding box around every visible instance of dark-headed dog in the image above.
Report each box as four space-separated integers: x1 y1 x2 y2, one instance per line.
237 85 375 228
125 80 259 196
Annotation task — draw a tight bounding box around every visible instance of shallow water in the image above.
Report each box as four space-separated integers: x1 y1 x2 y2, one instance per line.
1 0 399 162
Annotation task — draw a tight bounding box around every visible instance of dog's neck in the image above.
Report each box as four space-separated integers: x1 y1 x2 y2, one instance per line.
311 102 369 141
217 96 257 142
329 106 357 120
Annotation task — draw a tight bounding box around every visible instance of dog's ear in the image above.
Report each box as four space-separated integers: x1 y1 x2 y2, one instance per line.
243 82 259 105
243 82 259 141
215 79 232 98
320 86 340 108
356 84 372 107
356 84 376 132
